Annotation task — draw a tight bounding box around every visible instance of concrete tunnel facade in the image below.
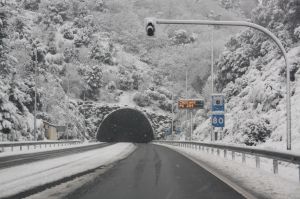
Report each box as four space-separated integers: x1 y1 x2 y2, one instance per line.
96 108 154 143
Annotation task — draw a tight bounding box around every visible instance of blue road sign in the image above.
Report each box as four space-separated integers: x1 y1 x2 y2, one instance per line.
175 127 181 134
212 94 225 112
212 114 225 128
164 128 172 136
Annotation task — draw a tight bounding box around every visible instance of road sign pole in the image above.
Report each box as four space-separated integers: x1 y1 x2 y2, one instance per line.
211 28 214 141
34 47 38 141
185 70 188 140
153 18 291 150
190 111 193 141
171 92 174 137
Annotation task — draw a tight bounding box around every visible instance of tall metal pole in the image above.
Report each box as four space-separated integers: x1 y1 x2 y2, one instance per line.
83 91 86 139
34 47 37 141
211 28 214 94
190 111 193 141
153 18 292 150
171 92 174 136
185 70 188 140
211 27 214 142
66 66 70 140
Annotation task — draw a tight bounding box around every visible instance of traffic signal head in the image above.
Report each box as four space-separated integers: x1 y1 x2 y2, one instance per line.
145 18 156 36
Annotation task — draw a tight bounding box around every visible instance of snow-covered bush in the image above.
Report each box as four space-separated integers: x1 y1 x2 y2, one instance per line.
239 118 272 146
85 65 103 90
45 53 64 65
152 71 164 86
89 39 115 64
30 39 48 64
24 0 40 11
215 48 250 91
168 29 196 45
94 0 105 12
47 1 71 22
133 92 151 107
71 1 89 18
73 15 94 29
219 0 240 10
223 81 240 100
157 87 172 99
74 28 91 47
63 46 78 63
146 90 166 101
158 100 172 112
132 72 142 90
61 24 74 40
0 10 9 76
294 26 300 41
251 0 300 44
107 81 116 91
117 71 133 91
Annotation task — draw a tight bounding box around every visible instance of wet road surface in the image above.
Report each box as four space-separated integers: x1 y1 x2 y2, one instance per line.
72 144 245 199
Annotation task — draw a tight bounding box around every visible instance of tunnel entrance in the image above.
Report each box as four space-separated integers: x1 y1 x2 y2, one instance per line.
97 108 154 143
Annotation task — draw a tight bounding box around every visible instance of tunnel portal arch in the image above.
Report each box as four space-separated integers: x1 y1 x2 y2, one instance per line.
96 108 154 143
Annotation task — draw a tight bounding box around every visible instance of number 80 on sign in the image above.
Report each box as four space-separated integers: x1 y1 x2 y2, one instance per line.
212 114 225 128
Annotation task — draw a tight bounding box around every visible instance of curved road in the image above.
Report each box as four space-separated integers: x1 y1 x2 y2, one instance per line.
70 144 245 199
0 143 112 169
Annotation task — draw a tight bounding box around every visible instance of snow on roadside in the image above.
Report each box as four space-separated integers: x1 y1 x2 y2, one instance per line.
156 143 300 199
0 142 101 158
0 143 136 198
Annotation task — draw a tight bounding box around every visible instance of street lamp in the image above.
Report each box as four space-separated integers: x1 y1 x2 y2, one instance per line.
145 18 291 150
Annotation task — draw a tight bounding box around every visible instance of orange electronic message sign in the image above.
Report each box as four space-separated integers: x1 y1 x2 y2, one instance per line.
178 99 204 109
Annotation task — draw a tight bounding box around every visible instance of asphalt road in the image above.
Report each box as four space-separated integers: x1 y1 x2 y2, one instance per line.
0 142 112 169
72 144 245 199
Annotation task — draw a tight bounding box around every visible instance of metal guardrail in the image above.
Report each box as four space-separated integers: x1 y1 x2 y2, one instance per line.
0 140 82 152
153 140 300 182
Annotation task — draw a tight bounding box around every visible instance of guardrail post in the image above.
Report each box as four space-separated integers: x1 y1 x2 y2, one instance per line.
11 146 13 152
232 151 235 160
20 145 22 151
211 148 214 154
217 149 220 156
206 147 209 153
256 156 260 168
273 159 278 174
224 149 227 158
27 145 29 150
298 166 300 183
242 153 246 163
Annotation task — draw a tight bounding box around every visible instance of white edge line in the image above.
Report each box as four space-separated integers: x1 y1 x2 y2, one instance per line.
155 143 259 199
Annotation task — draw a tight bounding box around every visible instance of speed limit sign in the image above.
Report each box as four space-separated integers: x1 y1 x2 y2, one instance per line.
212 114 225 127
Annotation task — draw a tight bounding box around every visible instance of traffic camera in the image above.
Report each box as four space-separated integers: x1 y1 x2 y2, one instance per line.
145 18 156 36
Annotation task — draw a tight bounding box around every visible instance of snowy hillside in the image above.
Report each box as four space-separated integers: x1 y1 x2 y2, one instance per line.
193 0 300 151
0 0 248 141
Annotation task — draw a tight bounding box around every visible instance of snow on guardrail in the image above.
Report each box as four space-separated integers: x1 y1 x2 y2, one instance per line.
153 140 300 182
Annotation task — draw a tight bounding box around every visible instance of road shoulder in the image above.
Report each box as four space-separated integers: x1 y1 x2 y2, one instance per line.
155 143 300 199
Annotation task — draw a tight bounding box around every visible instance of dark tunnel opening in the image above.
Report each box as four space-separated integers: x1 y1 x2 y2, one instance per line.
97 108 154 143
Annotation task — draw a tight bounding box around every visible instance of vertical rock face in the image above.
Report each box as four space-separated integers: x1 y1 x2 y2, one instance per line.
97 108 154 143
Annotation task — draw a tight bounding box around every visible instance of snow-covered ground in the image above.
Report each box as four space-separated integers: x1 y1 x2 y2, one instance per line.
156 143 300 199
0 143 136 198
0 141 99 157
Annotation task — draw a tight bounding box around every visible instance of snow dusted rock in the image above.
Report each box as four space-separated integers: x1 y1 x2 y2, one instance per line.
79 103 171 139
